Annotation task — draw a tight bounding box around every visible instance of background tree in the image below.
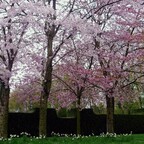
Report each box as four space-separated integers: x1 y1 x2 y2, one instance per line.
51 0 144 133
88 0 144 133
9 76 41 112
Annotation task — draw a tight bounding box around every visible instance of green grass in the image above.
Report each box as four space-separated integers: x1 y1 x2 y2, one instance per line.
1 134 144 144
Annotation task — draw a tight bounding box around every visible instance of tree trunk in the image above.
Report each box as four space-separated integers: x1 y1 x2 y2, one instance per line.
39 0 57 137
39 59 52 136
0 83 9 138
106 95 114 133
76 96 81 136
39 37 53 137
76 108 81 135
39 91 48 136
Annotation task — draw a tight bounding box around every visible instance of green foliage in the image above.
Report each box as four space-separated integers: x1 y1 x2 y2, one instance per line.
92 100 143 115
9 95 24 112
1 134 144 144
115 101 141 115
92 103 106 114
56 108 76 118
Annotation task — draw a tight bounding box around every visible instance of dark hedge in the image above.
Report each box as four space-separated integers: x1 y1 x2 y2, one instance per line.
8 108 144 136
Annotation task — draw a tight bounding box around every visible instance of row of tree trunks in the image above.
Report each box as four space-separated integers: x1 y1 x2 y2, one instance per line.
76 95 115 135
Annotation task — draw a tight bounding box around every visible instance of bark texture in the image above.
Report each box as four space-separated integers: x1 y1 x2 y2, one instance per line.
76 96 81 135
106 95 114 133
0 83 9 138
39 23 54 137
39 51 53 136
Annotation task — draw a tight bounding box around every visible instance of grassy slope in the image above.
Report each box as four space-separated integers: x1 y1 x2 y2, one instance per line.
1 134 144 144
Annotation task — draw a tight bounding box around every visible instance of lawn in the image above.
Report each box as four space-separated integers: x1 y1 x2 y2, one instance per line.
1 134 144 144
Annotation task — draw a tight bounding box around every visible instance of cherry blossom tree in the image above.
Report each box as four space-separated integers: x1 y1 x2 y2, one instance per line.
0 0 53 137
0 1 29 137
10 76 41 112
87 0 144 133
50 62 102 135
50 0 144 134
4 0 144 137
0 0 78 137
